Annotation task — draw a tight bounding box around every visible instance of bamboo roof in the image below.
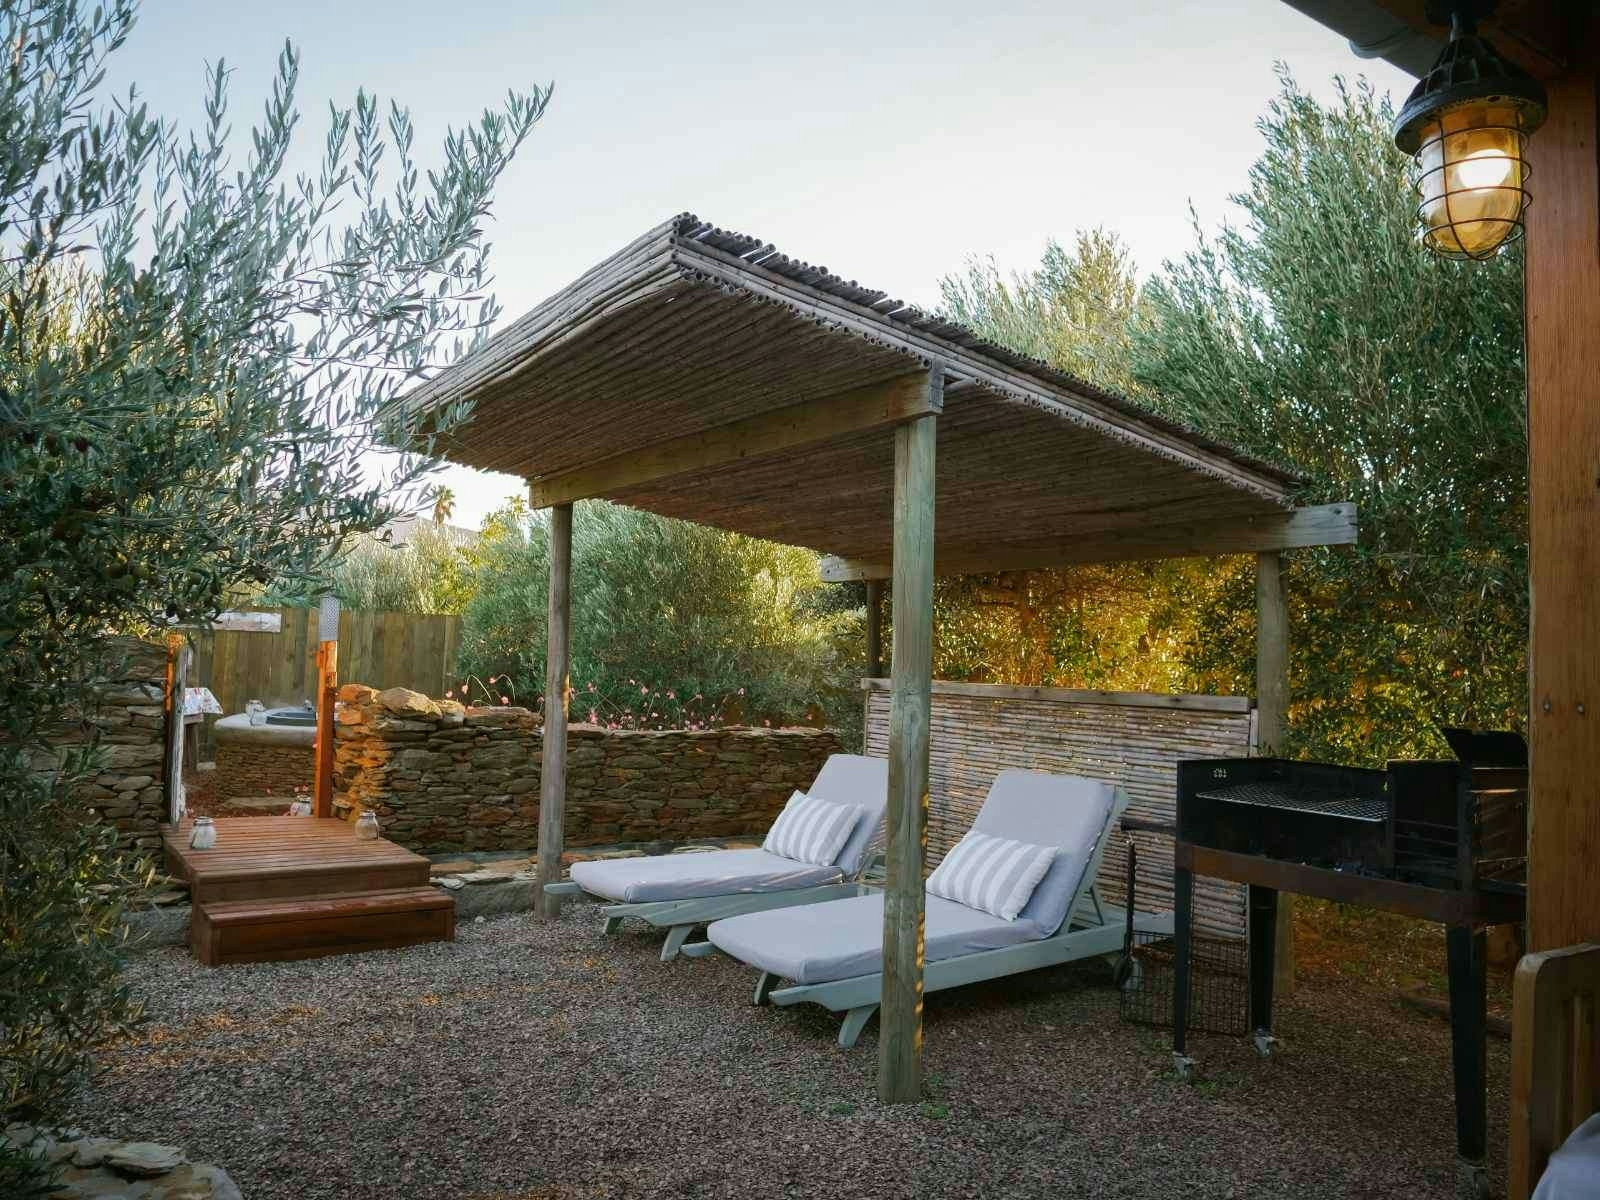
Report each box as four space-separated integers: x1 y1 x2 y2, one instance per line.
405 214 1306 567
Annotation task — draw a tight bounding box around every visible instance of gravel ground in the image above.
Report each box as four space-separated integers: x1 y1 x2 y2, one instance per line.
67 906 1508 1200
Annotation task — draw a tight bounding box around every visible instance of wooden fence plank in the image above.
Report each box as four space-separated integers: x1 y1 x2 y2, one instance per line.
199 608 462 727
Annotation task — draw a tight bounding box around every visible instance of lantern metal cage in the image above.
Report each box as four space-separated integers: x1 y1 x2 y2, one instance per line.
1392 4 1547 262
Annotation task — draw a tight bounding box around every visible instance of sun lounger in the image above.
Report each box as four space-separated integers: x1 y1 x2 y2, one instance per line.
543 753 888 960
699 768 1172 1046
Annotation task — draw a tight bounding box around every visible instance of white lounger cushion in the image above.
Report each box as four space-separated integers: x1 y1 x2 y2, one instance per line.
1532 1112 1600 1200
808 754 889 876
569 753 888 904
762 792 863 866
925 831 1056 921
972 770 1118 937
569 848 843 904
705 769 1121 982
706 892 1044 985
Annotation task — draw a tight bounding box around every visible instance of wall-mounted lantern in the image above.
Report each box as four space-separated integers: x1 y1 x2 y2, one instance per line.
1392 1 1547 261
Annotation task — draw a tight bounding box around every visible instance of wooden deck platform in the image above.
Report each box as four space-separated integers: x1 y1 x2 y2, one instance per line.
162 817 454 966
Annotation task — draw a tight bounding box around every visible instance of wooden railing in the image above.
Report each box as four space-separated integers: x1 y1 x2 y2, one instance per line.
1511 942 1600 1199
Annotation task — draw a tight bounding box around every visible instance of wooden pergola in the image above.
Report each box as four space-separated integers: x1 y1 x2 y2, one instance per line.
403 214 1358 1100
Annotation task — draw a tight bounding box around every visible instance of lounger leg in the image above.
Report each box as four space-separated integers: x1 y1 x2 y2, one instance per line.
602 916 624 935
660 924 693 962
837 1004 877 1049
753 971 777 1006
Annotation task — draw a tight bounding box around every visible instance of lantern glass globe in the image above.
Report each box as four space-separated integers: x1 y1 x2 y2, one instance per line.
1414 101 1529 260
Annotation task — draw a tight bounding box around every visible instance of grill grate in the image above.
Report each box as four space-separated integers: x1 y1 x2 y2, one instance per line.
1197 781 1388 824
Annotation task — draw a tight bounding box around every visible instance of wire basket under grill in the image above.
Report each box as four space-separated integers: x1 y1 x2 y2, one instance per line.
1119 931 1248 1036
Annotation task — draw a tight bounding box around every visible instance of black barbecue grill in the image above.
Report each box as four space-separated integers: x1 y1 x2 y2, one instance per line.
1170 727 1529 1193
1176 727 1528 892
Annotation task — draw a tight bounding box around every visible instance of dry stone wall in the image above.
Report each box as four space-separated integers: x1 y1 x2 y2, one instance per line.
212 731 314 802
47 638 170 854
333 685 841 853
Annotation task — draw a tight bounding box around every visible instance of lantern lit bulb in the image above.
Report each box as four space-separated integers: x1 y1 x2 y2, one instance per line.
1454 146 1514 190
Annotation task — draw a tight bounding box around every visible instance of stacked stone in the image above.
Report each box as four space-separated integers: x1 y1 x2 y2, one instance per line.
333 684 842 854
51 638 169 854
212 738 313 802
1 1124 241 1199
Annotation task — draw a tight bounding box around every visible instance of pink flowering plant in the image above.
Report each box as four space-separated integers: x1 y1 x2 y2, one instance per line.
560 677 747 732
445 674 517 707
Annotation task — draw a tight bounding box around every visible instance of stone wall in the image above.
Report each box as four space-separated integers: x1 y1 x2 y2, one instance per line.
212 721 314 802
333 684 842 853
52 638 170 854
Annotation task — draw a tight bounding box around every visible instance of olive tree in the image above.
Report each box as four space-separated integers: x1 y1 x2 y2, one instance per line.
0 0 547 1158
1130 71 1527 762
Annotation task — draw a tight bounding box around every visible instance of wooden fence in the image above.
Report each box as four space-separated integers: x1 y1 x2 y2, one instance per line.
193 608 462 719
863 679 1254 939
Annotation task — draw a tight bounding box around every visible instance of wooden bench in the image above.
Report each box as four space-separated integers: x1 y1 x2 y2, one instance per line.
1511 943 1600 1199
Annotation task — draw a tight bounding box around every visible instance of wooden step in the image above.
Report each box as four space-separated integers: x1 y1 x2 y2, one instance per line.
163 817 432 903
192 887 455 966
186 857 430 904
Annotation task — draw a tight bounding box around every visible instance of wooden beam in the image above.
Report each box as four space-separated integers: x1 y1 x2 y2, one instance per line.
207 611 282 634
1254 552 1289 750
859 677 1254 714
1177 843 1524 927
313 640 337 819
879 386 938 1104
1525 31 1600 956
526 372 940 509
1359 1 1571 81
162 633 190 824
1255 550 1295 997
538 503 574 920
819 503 1357 581
864 579 884 679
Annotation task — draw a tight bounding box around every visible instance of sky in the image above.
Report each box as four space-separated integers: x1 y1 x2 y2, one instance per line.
109 0 1416 529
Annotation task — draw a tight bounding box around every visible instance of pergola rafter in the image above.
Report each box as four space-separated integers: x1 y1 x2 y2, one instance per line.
405 214 1358 1102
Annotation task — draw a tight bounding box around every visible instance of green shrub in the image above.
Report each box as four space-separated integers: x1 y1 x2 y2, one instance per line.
459 501 864 740
1 0 543 1128
937 71 1527 764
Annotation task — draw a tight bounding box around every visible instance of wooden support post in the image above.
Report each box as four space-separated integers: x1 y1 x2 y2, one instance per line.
161 632 191 824
538 502 574 920
865 579 884 679
1255 550 1294 997
313 640 338 819
1525 34 1600 955
878 383 938 1104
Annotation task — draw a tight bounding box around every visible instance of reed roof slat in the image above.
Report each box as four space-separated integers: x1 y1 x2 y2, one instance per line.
405 214 1306 563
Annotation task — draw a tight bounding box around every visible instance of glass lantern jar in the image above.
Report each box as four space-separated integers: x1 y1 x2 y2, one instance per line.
354 811 381 841
188 815 217 850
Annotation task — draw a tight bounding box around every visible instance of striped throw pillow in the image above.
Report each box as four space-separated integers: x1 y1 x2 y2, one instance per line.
763 791 863 867
925 831 1058 921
